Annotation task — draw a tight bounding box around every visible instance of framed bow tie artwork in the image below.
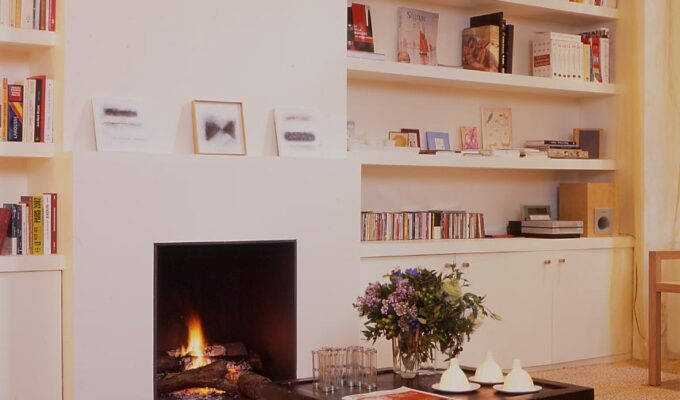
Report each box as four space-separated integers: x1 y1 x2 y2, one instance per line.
192 100 247 155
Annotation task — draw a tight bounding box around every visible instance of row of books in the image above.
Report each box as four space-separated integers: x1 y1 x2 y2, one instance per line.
569 0 617 7
0 76 55 142
1 193 57 256
0 0 56 31
361 211 486 242
462 12 514 74
532 29 610 83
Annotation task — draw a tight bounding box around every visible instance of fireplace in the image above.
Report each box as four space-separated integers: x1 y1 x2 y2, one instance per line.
154 240 297 399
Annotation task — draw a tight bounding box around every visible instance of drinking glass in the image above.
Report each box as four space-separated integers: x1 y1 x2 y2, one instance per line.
346 346 364 388
362 348 378 391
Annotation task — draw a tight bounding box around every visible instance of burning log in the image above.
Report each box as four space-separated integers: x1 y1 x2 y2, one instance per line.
157 353 183 373
237 371 271 400
156 360 238 395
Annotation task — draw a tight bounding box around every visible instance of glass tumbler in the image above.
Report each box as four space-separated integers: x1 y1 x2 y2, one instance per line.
362 348 378 391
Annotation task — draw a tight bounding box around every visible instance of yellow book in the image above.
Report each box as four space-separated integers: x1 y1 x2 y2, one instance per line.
32 195 43 255
583 44 591 81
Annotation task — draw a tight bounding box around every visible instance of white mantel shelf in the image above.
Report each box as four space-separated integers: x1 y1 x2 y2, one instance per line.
348 58 617 98
350 150 616 171
0 255 65 272
360 236 635 258
0 142 55 158
413 0 619 24
0 28 56 50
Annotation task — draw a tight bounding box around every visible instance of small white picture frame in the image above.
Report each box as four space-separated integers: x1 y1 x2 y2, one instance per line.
192 100 247 155
274 107 323 157
92 98 160 153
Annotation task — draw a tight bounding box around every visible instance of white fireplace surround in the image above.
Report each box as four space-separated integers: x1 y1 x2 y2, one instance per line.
71 152 361 400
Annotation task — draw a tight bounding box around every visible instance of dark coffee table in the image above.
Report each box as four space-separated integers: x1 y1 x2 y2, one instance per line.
263 368 594 400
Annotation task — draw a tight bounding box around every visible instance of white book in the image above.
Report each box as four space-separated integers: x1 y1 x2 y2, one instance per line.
44 79 53 142
42 193 50 255
22 79 35 142
2 236 17 255
600 37 610 83
44 0 49 30
31 0 37 29
534 32 582 43
21 0 33 29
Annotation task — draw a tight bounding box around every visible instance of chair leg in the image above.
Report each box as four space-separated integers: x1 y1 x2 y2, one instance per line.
649 290 661 386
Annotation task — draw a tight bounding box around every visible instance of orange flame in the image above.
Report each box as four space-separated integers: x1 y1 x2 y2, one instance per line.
180 314 211 370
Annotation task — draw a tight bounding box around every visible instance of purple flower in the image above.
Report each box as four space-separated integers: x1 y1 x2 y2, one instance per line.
405 268 420 277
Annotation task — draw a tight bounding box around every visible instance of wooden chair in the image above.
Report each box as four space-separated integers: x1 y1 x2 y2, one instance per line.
649 251 680 386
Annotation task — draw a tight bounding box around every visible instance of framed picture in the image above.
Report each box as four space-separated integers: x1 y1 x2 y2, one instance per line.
92 97 165 153
460 126 480 150
481 107 512 149
388 131 410 147
573 128 603 159
425 131 451 151
192 100 247 155
401 128 421 148
274 107 323 157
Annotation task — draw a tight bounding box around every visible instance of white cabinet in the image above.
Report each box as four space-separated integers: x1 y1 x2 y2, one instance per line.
0 271 62 400
452 247 632 369
551 248 632 363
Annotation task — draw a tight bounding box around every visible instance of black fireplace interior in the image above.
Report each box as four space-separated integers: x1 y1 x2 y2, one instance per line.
154 240 297 383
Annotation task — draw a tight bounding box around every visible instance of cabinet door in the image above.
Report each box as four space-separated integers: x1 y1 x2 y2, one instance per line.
455 252 554 369
551 248 633 363
0 271 62 400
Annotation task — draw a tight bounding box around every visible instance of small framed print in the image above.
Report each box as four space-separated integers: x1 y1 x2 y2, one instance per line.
460 126 480 150
425 131 451 151
400 128 421 148
481 107 512 150
192 100 247 155
274 107 323 157
388 131 410 147
573 128 603 159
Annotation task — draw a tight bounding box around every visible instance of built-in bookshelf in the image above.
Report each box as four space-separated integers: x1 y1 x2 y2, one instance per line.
0 142 55 158
348 58 617 98
0 254 64 272
0 28 56 50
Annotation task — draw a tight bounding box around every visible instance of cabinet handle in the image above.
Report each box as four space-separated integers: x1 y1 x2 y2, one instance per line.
461 262 470 268
558 259 566 264
544 260 552 265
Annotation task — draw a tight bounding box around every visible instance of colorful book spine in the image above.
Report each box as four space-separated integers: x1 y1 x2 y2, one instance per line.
7 84 23 142
48 192 57 253
31 194 43 255
0 78 6 141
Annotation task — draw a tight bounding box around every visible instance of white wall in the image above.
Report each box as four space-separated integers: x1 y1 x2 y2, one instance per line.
64 0 347 156
71 153 360 400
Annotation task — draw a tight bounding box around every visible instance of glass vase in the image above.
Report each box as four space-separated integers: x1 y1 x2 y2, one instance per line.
391 329 421 379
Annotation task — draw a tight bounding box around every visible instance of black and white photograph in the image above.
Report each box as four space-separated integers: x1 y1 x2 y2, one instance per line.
274 106 323 157
192 100 247 155
92 98 158 152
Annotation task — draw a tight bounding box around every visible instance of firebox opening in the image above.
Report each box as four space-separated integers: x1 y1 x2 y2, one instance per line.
154 240 297 399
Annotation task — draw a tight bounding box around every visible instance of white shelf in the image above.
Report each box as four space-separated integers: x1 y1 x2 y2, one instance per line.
0 28 56 50
0 254 64 272
0 142 55 158
360 236 635 258
350 150 616 171
416 0 619 24
348 59 617 98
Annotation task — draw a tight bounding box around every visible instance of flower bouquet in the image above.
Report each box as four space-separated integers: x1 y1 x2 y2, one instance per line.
354 263 499 378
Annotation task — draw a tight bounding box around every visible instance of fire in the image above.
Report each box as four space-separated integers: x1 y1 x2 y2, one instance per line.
180 314 212 370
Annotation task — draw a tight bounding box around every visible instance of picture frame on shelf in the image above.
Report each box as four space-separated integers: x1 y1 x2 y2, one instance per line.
481 107 512 149
192 100 247 155
401 128 421 148
425 131 451 151
92 97 165 153
460 126 481 150
274 106 323 157
573 128 603 159
388 131 410 147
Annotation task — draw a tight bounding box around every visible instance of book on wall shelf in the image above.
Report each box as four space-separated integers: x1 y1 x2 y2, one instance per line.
362 210 485 242
533 29 610 83
0 76 55 144
397 7 439 66
0 0 56 31
570 0 617 8
2 193 57 256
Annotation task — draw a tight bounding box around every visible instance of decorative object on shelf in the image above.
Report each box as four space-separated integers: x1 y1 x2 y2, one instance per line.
397 7 439 66
93 97 163 153
460 126 480 150
425 131 450 151
274 106 322 157
462 25 500 73
481 107 512 150
192 100 246 155
573 128 603 159
354 264 499 379
388 131 410 147
400 128 421 148
471 351 504 385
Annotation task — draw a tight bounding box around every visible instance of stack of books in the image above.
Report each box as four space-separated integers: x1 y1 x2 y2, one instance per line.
1 193 57 256
569 0 617 8
462 12 514 74
0 0 56 31
532 29 610 83
361 210 485 241
1 76 55 143
524 140 589 159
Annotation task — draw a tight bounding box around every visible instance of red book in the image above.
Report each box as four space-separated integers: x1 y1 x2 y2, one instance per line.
351 3 374 53
49 0 56 31
0 208 10 250
46 193 57 254
28 75 46 142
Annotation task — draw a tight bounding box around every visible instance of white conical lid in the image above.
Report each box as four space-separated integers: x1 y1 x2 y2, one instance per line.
504 359 534 391
439 358 470 391
473 351 503 382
